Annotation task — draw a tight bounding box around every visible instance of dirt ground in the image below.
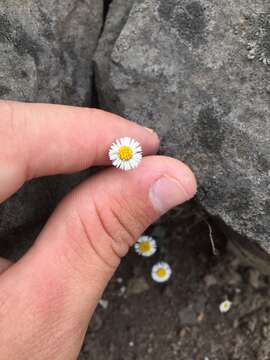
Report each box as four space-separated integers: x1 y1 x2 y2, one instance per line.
78 203 270 360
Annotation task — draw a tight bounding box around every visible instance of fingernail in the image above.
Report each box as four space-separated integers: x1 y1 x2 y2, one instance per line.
144 127 156 134
149 175 192 214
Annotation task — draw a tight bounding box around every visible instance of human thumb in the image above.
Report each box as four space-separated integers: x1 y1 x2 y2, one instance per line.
0 156 196 359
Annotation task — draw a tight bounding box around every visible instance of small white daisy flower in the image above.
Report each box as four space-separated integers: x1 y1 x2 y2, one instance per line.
134 236 157 257
109 137 142 171
151 262 172 283
219 300 232 313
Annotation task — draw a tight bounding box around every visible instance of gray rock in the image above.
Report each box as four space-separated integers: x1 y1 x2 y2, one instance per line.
0 0 103 104
0 0 103 258
95 0 270 253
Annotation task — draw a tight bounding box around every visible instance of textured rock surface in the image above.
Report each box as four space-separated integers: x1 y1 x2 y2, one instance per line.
95 0 270 253
0 0 103 104
0 0 103 258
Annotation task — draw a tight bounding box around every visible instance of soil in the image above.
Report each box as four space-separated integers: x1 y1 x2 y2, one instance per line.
78 203 270 360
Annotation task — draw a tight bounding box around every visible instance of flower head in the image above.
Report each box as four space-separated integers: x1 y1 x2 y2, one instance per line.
151 262 172 283
134 236 157 257
219 300 232 313
109 137 142 171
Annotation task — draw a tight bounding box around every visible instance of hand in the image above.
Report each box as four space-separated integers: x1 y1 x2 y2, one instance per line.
0 101 196 359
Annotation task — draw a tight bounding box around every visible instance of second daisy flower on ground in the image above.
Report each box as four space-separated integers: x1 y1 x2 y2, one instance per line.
134 236 157 257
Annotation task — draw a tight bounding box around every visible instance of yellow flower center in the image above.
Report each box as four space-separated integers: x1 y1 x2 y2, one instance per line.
139 241 151 253
156 268 167 278
118 145 133 161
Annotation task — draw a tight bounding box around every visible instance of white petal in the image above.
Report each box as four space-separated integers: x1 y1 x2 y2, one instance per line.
109 155 119 161
109 151 118 158
133 154 142 160
135 145 142 153
116 139 122 147
130 138 136 147
132 161 139 169
113 159 121 168
133 140 140 148
125 162 131 171
111 142 118 149
129 160 136 169
123 137 130 145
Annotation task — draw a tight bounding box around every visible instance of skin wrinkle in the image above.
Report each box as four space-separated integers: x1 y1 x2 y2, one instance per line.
113 191 152 238
110 184 150 234
58 212 100 282
92 187 135 256
18 104 35 181
76 207 116 271
87 108 107 165
92 189 140 259
110 206 135 248
93 201 125 260
102 186 143 248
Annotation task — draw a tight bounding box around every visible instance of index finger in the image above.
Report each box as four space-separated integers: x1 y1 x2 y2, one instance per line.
0 101 159 202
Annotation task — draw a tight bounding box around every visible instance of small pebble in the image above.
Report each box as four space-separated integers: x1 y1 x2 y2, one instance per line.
204 274 217 287
119 286 126 296
127 277 149 295
99 299 109 309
